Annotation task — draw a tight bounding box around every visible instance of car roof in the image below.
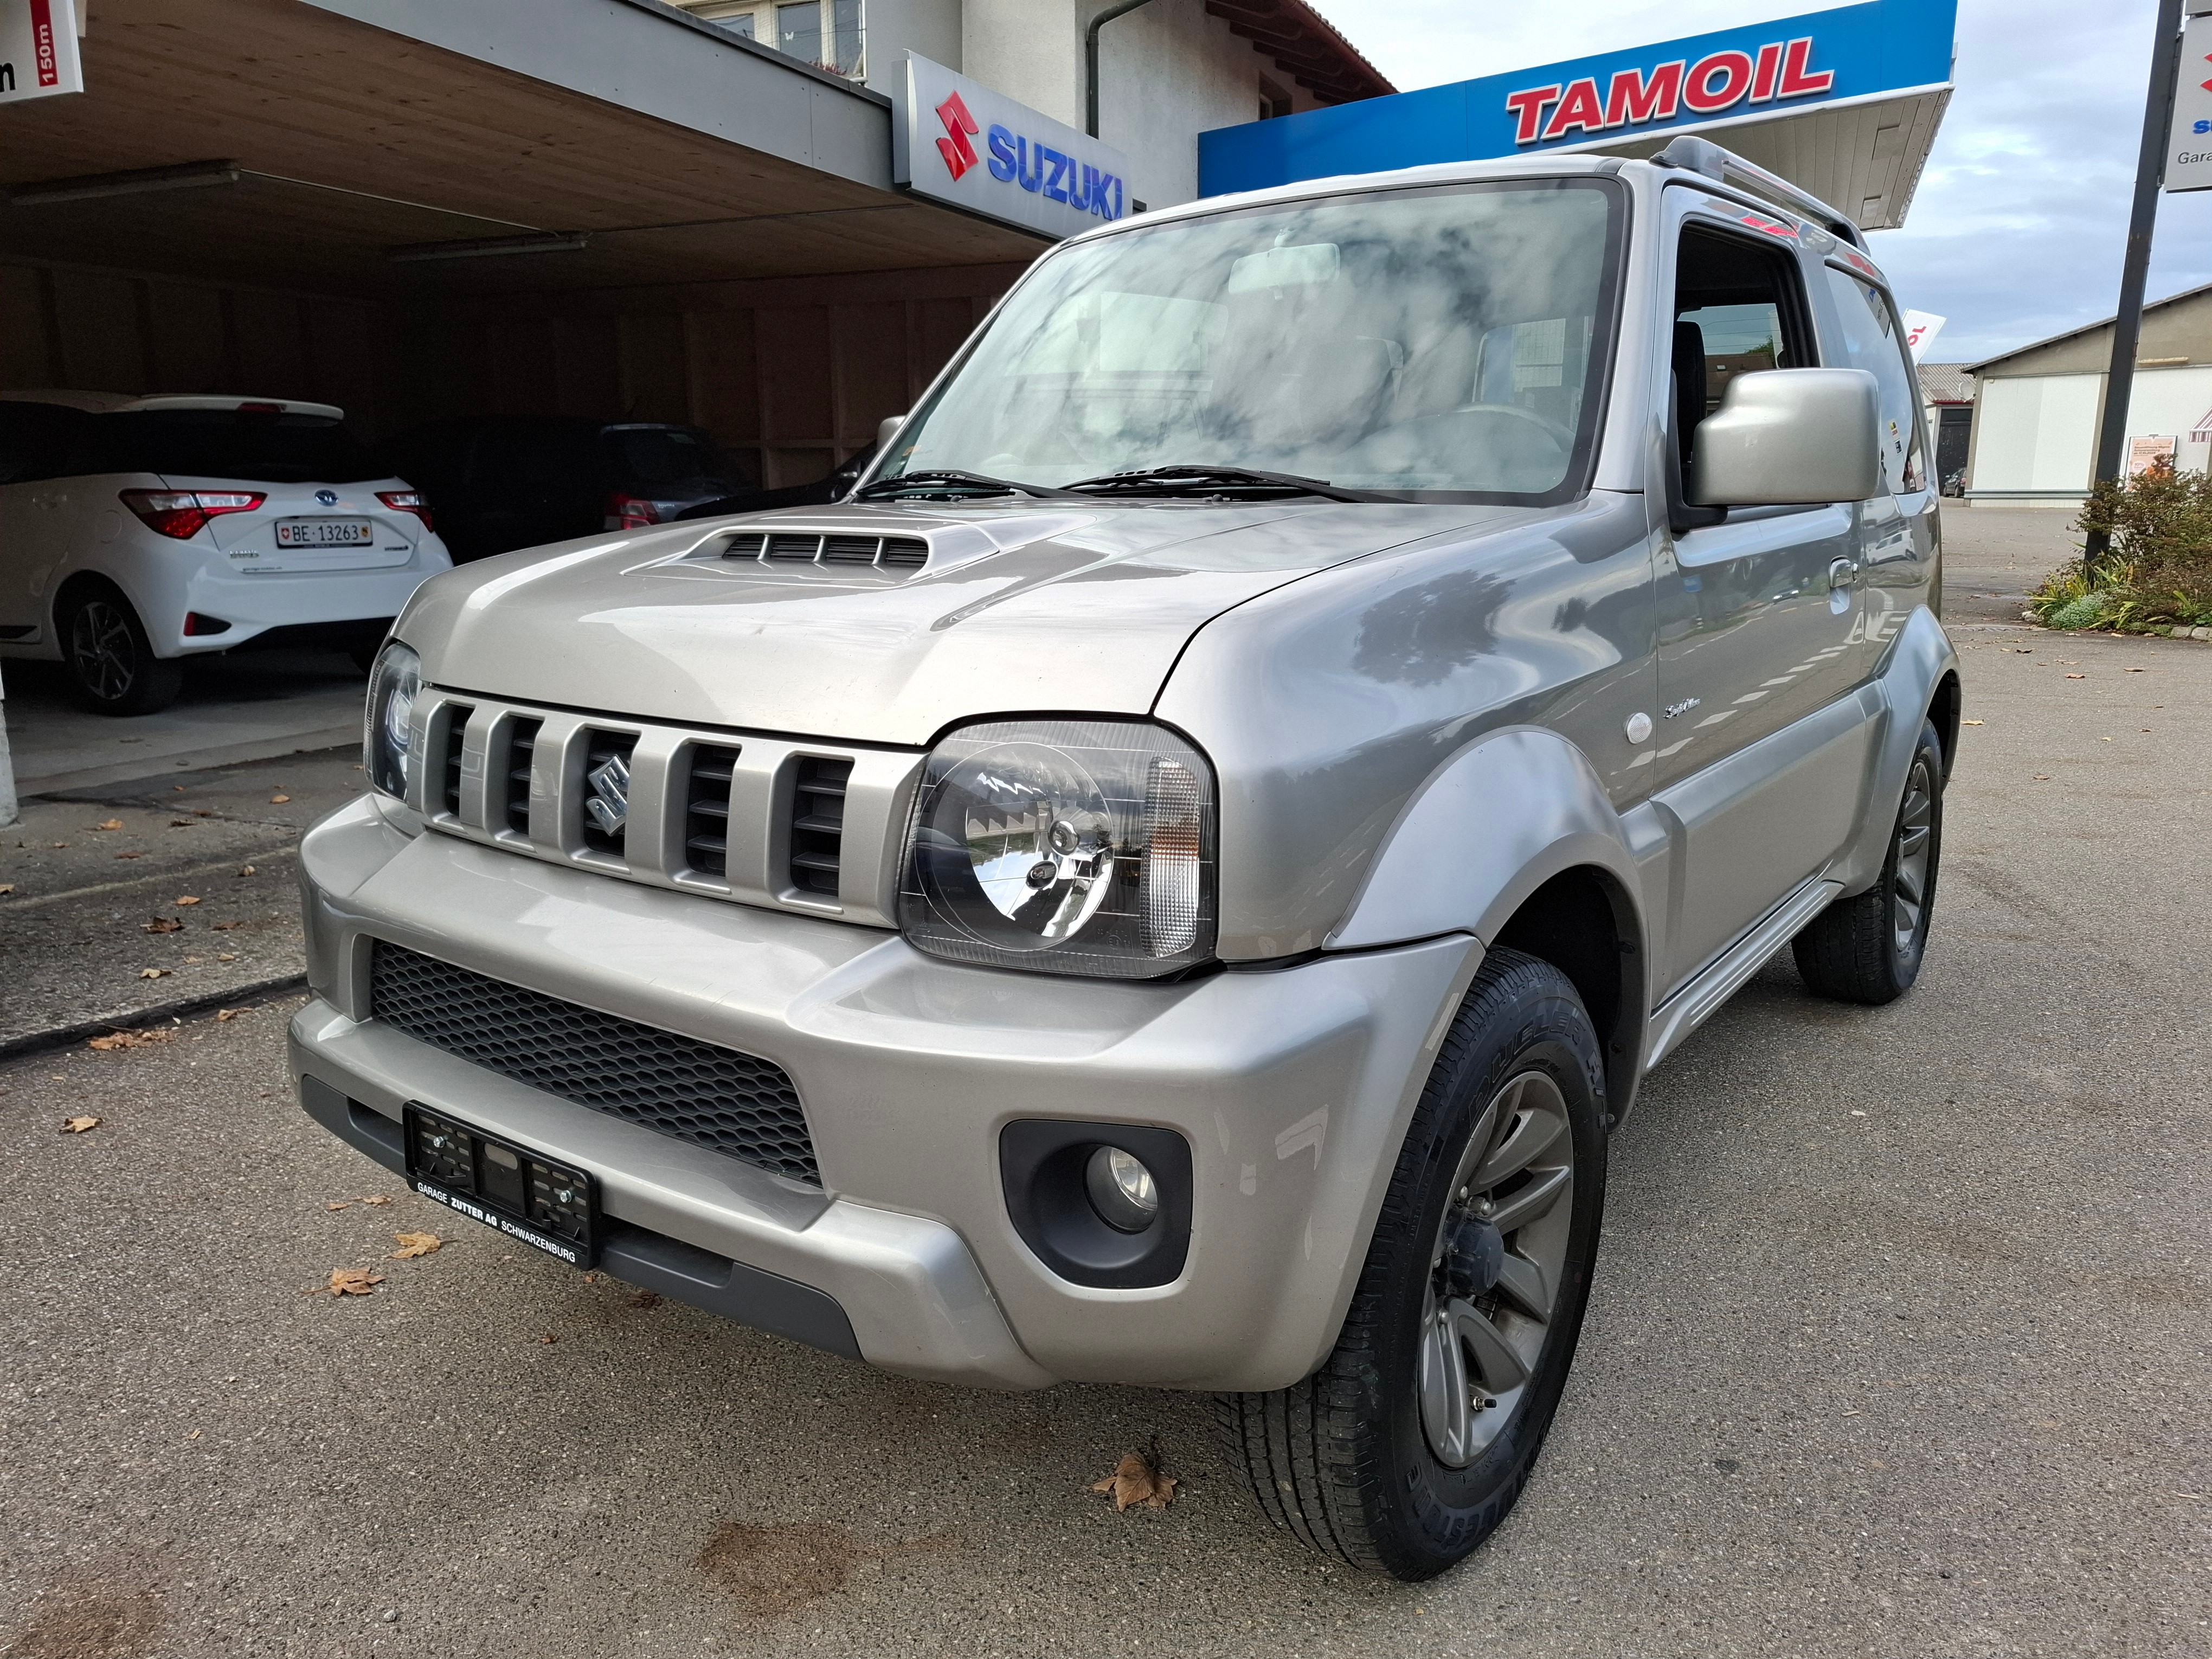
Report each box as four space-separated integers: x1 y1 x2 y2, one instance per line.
0 390 346 419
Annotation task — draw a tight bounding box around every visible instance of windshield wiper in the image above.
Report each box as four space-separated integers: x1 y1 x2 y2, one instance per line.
852 470 1084 502
1060 465 1386 503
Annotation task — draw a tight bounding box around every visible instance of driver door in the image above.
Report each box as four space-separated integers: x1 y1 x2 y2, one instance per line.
1648 202 1876 994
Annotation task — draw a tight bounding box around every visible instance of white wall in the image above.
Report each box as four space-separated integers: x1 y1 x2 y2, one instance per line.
861 0 963 89
957 0 1295 210
1970 364 2212 501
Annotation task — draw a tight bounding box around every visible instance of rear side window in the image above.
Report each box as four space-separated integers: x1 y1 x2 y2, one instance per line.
70 410 387 484
602 427 744 489
0 402 88 485
1821 267 1925 493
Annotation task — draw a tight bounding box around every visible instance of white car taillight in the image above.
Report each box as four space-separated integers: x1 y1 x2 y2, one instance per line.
118 489 265 540
377 490 435 533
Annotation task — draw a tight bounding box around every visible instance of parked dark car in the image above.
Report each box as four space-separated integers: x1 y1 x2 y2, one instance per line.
673 442 877 522
380 417 753 561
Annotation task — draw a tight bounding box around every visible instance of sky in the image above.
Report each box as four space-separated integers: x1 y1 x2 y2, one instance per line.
1304 0 2212 364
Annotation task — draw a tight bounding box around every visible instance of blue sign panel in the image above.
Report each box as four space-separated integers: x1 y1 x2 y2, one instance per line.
1199 0 1955 197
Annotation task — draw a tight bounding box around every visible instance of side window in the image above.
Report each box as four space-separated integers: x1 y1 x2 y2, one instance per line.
1821 266 1925 493
1671 226 1815 468
0 403 89 484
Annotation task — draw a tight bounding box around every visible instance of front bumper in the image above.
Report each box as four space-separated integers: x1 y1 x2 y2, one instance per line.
293 794 1478 1391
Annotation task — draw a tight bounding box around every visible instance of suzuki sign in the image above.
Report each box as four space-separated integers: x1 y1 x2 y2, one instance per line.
2167 10 2212 194
892 54 1133 241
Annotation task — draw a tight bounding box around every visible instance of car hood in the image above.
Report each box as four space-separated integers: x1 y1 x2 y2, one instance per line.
400 499 1540 745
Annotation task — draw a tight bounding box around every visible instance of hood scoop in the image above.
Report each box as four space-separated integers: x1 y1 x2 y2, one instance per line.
717 528 933 573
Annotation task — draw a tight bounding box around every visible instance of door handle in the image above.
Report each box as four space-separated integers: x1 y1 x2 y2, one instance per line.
1828 557 1859 590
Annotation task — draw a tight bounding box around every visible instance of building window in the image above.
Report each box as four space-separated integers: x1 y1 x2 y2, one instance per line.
670 0 863 79
1259 75 1291 120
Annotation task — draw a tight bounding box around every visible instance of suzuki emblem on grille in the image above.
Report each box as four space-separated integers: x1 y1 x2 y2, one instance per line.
315 488 338 506
585 753 631 836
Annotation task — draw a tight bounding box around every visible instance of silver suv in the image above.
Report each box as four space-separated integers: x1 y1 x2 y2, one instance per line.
294 138 1957 1581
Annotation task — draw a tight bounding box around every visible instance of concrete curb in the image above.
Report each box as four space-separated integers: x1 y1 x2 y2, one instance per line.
0 974 310 1064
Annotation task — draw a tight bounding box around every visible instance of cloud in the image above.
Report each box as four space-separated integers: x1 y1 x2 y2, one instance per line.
1307 0 2212 362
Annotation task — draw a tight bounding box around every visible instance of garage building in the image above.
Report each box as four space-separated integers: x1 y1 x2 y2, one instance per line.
1 0 1388 490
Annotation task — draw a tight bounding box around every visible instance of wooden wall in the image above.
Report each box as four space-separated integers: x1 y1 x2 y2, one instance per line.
0 256 1028 487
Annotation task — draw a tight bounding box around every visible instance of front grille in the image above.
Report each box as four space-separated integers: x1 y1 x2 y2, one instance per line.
684 744 741 877
369 942 820 1184
789 757 850 897
502 718 541 835
439 705 472 817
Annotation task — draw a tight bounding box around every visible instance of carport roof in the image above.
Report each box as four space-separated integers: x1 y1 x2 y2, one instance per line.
0 0 1047 297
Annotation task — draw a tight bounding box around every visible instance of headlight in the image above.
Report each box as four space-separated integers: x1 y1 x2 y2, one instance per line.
363 639 421 801
898 718 1216 979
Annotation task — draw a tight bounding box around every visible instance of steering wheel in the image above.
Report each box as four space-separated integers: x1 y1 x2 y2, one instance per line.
1450 402 1578 449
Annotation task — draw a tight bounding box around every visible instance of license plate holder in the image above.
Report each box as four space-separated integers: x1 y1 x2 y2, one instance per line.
402 1103 599 1268
274 517 374 546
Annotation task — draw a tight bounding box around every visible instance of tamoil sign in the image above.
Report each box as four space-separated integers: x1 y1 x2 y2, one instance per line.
893 54 1133 241
1199 0 1955 195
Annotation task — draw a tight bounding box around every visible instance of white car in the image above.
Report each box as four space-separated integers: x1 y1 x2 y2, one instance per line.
0 392 453 714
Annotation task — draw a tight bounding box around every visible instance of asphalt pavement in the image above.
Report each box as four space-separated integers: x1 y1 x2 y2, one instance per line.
1 509 2207 1658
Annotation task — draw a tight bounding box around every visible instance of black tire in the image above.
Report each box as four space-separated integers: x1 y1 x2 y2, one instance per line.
59 584 184 716
1792 718 1944 1005
1216 947 1609 1581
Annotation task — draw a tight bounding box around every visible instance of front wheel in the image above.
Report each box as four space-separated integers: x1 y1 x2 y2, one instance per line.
1792 718 1945 1004
1217 947 1609 1580
60 587 184 716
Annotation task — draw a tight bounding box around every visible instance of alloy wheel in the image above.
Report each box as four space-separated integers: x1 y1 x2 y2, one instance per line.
69 599 140 703
1417 1069 1577 1468
1891 756 1935 957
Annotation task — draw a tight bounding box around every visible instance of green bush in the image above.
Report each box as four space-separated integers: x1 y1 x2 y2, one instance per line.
2028 461 2212 631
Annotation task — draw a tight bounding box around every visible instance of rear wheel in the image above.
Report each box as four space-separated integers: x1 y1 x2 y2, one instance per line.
1792 719 1944 1004
60 586 184 716
1217 948 1608 1580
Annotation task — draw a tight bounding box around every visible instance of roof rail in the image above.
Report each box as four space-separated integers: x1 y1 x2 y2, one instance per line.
1654 135 1866 248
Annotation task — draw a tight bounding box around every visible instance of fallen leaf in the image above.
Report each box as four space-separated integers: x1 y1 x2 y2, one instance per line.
50 842 67 848
216 953 237 963
539 1332 558 1344
270 793 291 805
144 916 183 933
61 1116 101 1134
2125 666 2146 672
215 1007 252 1022
391 1231 442 1259
359 1194 394 1207
237 865 256 877
2032 774 2051 781
169 819 192 828
175 895 203 906
192 808 212 816
1961 718 1984 726
139 968 170 980
93 818 124 832
88 1027 176 1051
0 884 13 895
210 921 243 931
114 852 144 860
631 1290 663 1310
326 1201 353 1211
1091 1445 1178 1512
2064 673 2086 679
309 1268 385 1297
187 1428 201 1441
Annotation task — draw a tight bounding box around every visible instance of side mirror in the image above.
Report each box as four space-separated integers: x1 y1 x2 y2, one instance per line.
877 413 907 452
1688 368 1880 508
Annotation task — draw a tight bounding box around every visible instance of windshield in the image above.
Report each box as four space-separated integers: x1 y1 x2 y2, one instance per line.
879 178 1624 502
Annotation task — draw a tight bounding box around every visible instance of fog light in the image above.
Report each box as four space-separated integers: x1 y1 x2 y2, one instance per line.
1085 1145 1159 1233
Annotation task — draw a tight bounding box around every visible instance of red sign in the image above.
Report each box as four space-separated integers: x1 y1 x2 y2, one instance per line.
30 0 58 86
1504 37 1834 145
